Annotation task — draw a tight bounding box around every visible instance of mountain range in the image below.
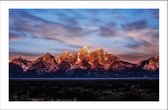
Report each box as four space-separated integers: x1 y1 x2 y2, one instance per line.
9 46 159 78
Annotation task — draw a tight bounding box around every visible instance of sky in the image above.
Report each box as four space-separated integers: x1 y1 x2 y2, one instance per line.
9 9 159 63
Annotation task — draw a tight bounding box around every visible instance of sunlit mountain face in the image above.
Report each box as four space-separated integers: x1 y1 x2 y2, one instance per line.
9 46 159 78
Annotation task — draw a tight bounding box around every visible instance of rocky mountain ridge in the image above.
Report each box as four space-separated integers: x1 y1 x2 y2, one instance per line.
9 46 159 78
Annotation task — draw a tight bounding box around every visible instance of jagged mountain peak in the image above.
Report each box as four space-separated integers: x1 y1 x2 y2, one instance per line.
11 56 26 62
62 51 70 56
148 56 159 61
18 56 24 60
58 51 72 61
137 56 159 71
11 56 30 64
81 45 89 50
10 56 31 71
35 52 55 62
43 52 54 60
26 53 58 74
44 52 53 57
9 47 159 78
78 45 90 55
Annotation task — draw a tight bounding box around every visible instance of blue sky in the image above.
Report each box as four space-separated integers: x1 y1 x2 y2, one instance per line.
9 9 159 63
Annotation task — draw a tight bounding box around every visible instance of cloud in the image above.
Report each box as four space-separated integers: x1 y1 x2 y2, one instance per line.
122 20 147 30
9 32 23 41
67 45 83 49
119 18 159 55
126 27 159 42
99 23 118 37
11 10 81 32
9 10 87 46
148 9 159 19
125 38 151 49
10 52 42 56
123 27 159 56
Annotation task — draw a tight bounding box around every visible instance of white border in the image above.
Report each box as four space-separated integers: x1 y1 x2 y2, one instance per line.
0 1 167 110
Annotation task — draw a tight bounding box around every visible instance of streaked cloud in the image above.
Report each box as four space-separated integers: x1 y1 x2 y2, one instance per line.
99 23 117 37
9 9 159 63
122 20 147 30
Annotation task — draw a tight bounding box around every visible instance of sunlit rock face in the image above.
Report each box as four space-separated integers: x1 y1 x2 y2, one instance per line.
109 61 134 71
26 53 58 74
9 46 159 78
137 56 159 71
10 56 31 71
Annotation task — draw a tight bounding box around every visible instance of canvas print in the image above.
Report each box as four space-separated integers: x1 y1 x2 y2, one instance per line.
9 9 159 101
